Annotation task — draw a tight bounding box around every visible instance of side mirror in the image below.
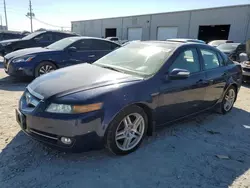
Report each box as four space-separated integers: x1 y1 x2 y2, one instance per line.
68 46 77 52
169 68 190 79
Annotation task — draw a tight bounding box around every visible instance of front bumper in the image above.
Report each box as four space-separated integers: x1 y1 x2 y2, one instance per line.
4 59 34 77
16 108 104 152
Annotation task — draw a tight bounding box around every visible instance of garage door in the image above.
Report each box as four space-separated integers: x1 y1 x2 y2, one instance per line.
128 28 142 41
157 27 178 40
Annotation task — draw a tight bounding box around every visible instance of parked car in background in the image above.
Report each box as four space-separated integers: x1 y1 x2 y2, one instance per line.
166 38 205 44
216 43 246 61
4 37 120 78
0 30 77 56
0 31 26 42
16 41 242 155
106 37 128 45
208 40 233 47
241 60 250 82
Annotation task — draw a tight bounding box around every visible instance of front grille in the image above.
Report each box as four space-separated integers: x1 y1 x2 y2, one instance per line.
243 68 250 72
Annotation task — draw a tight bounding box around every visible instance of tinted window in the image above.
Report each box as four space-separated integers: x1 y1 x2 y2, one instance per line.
201 49 220 70
53 33 64 41
169 49 200 73
110 42 120 50
72 39 92 51
236 44 246 53
92 40 115 50
217 53 225 66
37 33 53 42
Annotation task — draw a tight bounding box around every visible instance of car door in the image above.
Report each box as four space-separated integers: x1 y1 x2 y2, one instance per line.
199 48 227 108
156 47 207 125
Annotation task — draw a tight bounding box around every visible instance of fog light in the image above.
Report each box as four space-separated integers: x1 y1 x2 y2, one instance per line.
60 137 72 145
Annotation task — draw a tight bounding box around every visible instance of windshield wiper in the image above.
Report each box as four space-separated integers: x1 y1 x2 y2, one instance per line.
99 65 123 73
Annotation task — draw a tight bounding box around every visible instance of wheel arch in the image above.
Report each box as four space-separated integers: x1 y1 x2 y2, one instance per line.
103 102 155 139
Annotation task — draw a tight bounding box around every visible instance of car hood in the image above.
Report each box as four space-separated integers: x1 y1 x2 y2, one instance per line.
0 38 22 44
5 47 59 59
28 63 142 99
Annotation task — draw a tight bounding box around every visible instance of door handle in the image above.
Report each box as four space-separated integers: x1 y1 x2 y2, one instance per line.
88 55 95 58
196 79 205 84
222 72 229 77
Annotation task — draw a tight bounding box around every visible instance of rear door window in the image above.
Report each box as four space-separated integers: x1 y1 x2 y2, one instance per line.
91 39 116 50
200 49 220 70
72 39 93 51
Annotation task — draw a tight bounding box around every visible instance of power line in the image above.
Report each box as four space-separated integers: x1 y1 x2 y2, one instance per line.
33 17 70 28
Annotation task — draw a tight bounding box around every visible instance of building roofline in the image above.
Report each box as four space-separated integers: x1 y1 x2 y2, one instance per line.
71 4 250 23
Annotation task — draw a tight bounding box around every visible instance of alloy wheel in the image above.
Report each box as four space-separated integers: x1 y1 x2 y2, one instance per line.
115 113 145 151
39 65 55 75
224 88 236 111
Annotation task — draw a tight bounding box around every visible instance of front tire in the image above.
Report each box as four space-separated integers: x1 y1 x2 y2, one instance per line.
105 105 148 155
221 86 237 114
35 61 57 78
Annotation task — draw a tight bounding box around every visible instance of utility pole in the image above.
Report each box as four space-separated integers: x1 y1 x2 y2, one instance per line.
0 15 2 26
26 0 34 32
3 0 8 30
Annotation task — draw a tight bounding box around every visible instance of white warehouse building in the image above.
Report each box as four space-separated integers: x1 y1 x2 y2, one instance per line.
71 4 250 43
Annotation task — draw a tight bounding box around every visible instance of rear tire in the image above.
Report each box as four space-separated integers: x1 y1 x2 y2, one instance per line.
35 61 57 78
220 86 237 114
105 105 148 155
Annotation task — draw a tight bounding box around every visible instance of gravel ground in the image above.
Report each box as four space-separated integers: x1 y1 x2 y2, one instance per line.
0 62 250 188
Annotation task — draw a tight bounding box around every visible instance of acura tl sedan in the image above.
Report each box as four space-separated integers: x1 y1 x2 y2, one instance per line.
16 41 242 155
4 37 120 78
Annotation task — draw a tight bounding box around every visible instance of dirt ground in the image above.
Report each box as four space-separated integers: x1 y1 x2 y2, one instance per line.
0 62 250 188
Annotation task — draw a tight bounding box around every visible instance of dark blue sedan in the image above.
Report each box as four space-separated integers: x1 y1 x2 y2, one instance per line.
4 37 120 77
16 41 242 155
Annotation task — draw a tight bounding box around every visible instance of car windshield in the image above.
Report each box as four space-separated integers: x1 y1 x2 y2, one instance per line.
46 37 79 50
93 42 176 77
217 43 240 51
22 31 44 40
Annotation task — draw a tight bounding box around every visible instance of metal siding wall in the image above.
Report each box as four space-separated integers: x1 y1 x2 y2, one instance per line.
84 20 102 37
72 5 250 42
71 22 81 35
189 6 249 42
122 15 151 40
150 11 190 40
246 5 250 41
101 18 123 39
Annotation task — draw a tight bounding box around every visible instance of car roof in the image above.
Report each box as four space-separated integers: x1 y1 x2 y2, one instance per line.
129 40 219 52
66 36 122 45
166 38 205 43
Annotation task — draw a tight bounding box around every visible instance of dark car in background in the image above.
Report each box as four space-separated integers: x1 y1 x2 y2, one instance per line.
15 41 242 155
4 37 120 77
208 40 234 47
0 31 27 42
217 43 246 61
0 30 77 56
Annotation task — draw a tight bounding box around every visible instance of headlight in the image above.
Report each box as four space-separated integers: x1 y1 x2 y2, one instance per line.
12 56 35 63
1 42 12 46
46 103 103 114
